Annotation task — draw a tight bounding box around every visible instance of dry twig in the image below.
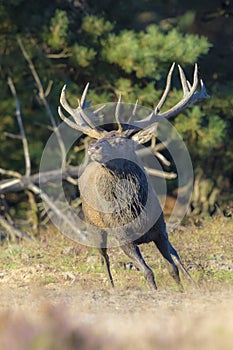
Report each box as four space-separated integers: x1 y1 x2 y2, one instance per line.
17 37 66 161
7 77 31 176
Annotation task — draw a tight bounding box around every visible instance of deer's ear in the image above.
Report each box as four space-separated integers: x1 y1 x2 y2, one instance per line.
131 126 157 144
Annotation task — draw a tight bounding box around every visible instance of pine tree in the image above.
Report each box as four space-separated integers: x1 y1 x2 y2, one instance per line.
0 0 232 215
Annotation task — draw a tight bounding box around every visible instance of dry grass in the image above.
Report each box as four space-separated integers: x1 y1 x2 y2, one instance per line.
0 215 233 349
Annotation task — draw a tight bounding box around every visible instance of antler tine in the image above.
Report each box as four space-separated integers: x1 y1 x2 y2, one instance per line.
190 78 210 103
80 82 90 108
178 63 199 96
132 99 138 116
178 64 190 95
190 63 199 92
187 80 192 91
156 63 205 121
94 104 106 114
58 106 87 133
77 82 101 129
60 85 77 117
77 97 99 130
60 85 83 125
59 84 106 139
129 63 175 130
156 62 175 112
60 85 83 129
127 99 138 124
115 94 123 133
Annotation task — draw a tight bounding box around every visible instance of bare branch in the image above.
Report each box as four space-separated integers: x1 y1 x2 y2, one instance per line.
0 168 22 178
0 178 21 191
152 141 169 152
45 80 53 97
4 132 22 140
29 184 87 241
145 167 177 179
66 176 78 185
153 151 171 167
7 77 31 176
0 214 33 240
136 140 172 167
33 122 54 131
47 51 71 59
17 37 66 160
0 165 80 194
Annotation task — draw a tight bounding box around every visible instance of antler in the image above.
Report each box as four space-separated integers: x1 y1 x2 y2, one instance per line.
132 63 209 143
58 63 209 142
58 84 107 139
156 63 209 120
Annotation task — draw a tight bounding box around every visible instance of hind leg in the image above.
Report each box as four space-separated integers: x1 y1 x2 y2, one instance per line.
121 242 157 290
168 241 195 284
154 235 182 288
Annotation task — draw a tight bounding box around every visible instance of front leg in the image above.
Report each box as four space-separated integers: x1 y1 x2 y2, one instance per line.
97 230 114 288
98 247 114 288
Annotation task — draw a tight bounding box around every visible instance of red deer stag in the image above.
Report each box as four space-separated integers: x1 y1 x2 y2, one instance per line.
58 63 209 289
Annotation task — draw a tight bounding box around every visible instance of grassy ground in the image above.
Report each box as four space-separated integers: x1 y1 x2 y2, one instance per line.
0 215 233 349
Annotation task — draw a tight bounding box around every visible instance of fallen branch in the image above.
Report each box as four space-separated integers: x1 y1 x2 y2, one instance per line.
0 214 33 241
0 165 80 194
29 184 87 241
145 167 177 179
0 168 22 178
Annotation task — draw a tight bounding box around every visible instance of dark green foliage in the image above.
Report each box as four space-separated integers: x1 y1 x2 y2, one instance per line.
0 0 232 214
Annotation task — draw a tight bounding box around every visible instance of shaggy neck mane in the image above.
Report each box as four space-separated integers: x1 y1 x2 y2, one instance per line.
95 158 149 228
